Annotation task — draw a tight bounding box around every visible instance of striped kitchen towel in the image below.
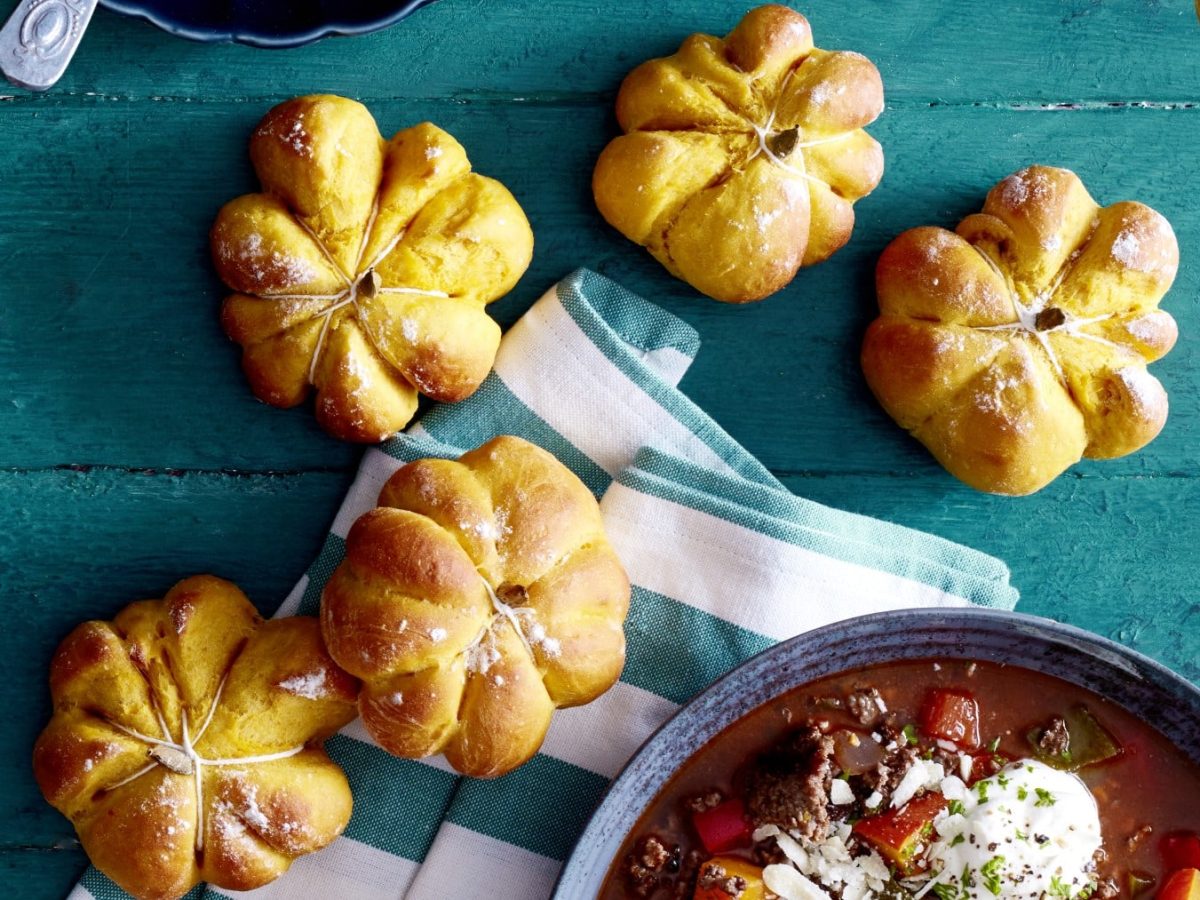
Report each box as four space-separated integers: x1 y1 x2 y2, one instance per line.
71 269 1017 900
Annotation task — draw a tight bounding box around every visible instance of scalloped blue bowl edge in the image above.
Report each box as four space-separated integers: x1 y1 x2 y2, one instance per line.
97 0 439 49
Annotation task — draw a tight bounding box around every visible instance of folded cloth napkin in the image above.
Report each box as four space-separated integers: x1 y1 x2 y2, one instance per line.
71 270 1017 900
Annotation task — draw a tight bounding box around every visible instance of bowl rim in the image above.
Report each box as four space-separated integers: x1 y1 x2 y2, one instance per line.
553 606 1200 898
97 0 437 49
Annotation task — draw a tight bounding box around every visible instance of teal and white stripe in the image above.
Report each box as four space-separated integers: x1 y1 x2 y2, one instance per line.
70 269 1017 900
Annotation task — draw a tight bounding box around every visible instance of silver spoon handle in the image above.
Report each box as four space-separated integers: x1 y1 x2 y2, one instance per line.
0 0 98 91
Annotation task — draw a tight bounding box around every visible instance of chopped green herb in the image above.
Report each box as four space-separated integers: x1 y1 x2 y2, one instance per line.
950 833 966 847
981 856 1006 895
976 780 990 802
988 736 1001 753
932 883 958 900
947 799 965 816
1016 786 1028 801
903 723 919 745
1049 876 1072 898
1034 787 1056 807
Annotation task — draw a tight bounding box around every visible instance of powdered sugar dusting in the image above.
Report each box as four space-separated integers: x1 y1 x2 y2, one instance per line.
277 669 329 701
995 167 1054 211
255 110 314 159
231 232 319 288
1125 314 1160 343
1117 367 1158 410
238 782 272 832
997 173 1029 207
807 80 846 107
1111 230 1143 269
754 206 782 232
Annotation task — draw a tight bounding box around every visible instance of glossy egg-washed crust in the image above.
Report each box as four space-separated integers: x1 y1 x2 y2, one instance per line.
212 95 534 442
863 165 1179 496
33 576 359 900
321 436 631 778
593 4 884 303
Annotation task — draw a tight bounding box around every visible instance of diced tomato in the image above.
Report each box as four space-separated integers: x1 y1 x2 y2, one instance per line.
964 751 1006 786
1157 869 1200 900
692 798 751 854
1163 833 1200 871
852 792 947 875
693 856 765 900
919 689 981 749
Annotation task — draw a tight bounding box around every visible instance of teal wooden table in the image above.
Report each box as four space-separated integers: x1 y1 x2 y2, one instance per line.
1 1 1197 895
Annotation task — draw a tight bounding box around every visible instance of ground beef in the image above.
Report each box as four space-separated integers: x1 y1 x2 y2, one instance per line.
696 864 747 896
622 835 678 897
846 686 886 725
753 836 787 868
861 735 919 807
1036 716 1071 757
744 726 835 841
684 790 724 814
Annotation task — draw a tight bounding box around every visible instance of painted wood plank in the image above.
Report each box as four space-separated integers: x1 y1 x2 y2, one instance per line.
2 467 1197 856
0 849 85 900
2 0 1197 104
0 101 1195 476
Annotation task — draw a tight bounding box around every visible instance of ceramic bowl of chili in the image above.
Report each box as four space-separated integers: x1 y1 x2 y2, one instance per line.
555 608 1200 900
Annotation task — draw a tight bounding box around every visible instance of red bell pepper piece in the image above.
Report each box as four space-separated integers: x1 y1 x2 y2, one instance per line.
1163 833 1200 871
853 792 947 875
920 689 981 749
692 798 751 854
1158 869 1200 900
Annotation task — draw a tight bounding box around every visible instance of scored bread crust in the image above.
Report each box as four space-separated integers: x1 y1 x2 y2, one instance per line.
212 95 534 442
863 165 1179 496
320 436 631 778
593 4 884 303
32 576 359 900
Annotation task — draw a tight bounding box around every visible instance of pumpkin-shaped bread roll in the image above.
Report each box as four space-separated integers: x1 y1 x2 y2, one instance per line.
212 94 534 442
863 165 1179 496
33 576 359 900
593 4 884 303
321 436 631 777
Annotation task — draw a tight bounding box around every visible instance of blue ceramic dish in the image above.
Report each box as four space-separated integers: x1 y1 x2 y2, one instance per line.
98 0 437 48
553 608 1200 897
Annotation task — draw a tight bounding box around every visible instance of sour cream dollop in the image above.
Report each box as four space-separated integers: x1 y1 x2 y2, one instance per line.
920 759 1102 899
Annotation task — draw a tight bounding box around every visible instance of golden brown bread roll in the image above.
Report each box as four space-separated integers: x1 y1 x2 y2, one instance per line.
593 5 884 303
33 576 359 900
863 165 1179 496
212 95 534 442
321 436 631 777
